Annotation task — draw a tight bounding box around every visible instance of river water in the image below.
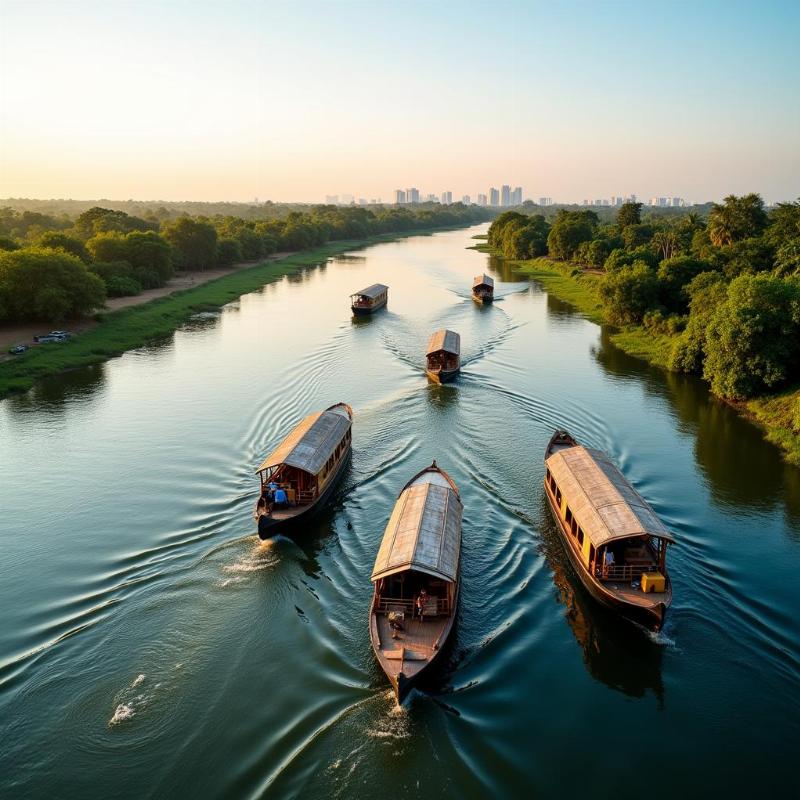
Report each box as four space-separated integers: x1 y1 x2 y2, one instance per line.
1 225 798 798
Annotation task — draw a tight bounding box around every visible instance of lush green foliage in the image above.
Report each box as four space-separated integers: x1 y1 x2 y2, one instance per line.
600 262 660 324
0 248 106 322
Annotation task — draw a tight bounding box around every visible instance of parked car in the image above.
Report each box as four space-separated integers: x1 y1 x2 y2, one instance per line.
33 334 67 344
49 330 70 338
9 344 27 355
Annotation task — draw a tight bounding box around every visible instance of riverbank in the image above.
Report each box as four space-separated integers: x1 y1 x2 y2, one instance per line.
479 246 800 466
0 227 460 399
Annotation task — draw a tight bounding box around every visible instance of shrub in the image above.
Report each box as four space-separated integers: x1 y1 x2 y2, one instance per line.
106 276 143 297
600 261 661 325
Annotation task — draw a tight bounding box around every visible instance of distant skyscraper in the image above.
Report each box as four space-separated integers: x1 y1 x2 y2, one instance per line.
441 191 452 205
426 193 438 202
477 193 488 206
538 197 552 206
611 196 624 206
406 187 420 204
501 185 511 206
512 186 522 205
394 189 406 204
489 188 499 206
671 197 683 207
461 194 470 204
325 194 339 204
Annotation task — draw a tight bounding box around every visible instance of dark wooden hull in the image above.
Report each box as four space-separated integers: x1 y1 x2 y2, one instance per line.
472 292 493 305
426 366 459 384
351 297 387 315
544 486 669 630
257 449 350 539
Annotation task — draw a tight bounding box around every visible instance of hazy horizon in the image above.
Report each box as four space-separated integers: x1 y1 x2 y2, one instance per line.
1 0 798 204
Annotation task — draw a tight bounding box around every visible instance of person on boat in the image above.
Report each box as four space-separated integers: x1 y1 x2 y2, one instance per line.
603 549 615 578
415 588 428 621
273 487 289 508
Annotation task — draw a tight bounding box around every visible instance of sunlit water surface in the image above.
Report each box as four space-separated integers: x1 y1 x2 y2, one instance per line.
1 226 799 798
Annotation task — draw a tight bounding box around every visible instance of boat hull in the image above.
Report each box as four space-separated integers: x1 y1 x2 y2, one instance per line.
544 486 670 631
257 449 350 539
426 367 459 384
472 293 493 305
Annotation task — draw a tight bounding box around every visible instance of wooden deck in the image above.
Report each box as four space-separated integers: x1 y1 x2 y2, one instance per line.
374 612 448 680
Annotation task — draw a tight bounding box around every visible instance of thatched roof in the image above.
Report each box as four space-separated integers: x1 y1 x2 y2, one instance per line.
472 274 494 289
352 283 388 299
546 445 675 547
256 403 351 476
426 329 460 356
371 471 462 583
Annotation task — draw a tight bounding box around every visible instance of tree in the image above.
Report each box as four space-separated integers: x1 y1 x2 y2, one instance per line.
217 237 243 266
707 193 767 246
651 230 680 261
0 235 19 252
161 217 218 270
0 248 106 322
703 274 800 398
501 215 549 259
774 238 800 277
668 272 728 374
124 231 173 286
599 261 661 325
616 202 642 230
487 211 527 247
547 210 597 260
657 256 711 312
37 231 90 263
604 246 658 272
86 231 129 263
622 223 654 250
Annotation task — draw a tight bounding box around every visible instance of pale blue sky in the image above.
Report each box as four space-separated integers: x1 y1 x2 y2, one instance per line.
1 0 798 202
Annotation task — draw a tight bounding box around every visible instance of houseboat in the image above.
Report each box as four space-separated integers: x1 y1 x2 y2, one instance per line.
425 329 460 383
254 402 353 539
350 284 388 315
544 430 674 630
471 274 494 304
369 461 462 703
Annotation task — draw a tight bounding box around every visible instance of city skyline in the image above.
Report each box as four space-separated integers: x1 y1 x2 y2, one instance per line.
1 1 798 202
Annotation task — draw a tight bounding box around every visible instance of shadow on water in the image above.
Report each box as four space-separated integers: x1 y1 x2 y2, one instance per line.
594 329 800 524
5 362 108 413
425 381 459 411
483 253 520 283
538 498 665 704
285 260 328 284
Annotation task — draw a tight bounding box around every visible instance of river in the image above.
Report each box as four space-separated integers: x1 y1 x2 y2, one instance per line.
1 224 798 798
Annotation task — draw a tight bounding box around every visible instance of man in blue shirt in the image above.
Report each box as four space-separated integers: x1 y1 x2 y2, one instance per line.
273 487 289 508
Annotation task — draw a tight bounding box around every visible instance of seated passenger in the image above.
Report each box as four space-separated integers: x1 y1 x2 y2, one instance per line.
273 487 289 507
415 588 428 621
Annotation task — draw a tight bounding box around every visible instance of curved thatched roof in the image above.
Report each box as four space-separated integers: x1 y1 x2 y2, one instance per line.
472 274 494 289
256 403 352 476
545 445 675 547
352 283 388 299
371 470 462 583
426 329 460 356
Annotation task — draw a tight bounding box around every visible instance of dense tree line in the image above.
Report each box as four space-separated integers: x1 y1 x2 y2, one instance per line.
488 195 800 401
0 202 488 324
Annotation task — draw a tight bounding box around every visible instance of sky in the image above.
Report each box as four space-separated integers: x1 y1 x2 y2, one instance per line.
1 0 798 204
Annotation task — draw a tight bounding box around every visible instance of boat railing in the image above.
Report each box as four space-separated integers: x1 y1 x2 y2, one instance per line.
375 597 450 617
597 563 658 582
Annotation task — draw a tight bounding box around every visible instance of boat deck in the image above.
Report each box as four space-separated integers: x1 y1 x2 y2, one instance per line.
375 612 447 680
604 581 669 606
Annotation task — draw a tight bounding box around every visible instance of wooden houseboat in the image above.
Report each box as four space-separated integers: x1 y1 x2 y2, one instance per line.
544 430 674 630
425 329 460 383
471 274 494 304
254 402 353 539
369 462 462 703
350 283 388 315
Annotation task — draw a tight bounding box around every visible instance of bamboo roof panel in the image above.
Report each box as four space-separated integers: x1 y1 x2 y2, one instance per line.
472 274 494 289
545 445 674 547
426 329 460 356
371 482 462 583
353 283 388 299
256 406 351 475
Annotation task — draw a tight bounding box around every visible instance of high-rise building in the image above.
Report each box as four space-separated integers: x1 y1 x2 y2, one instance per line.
501 185 511 206
462 195 470 204
539 197 552 206
489 188 499 206
325 194 339 205
406 187 420 204
611 196 624 206
477 193 488 206
512 186 523 205
394 189 406 204
426 193 438 202
671 197 683 207
441 191 452 205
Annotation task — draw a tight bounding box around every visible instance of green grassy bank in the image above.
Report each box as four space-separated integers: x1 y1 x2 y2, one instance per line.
480 245 800 466
0 228 455 399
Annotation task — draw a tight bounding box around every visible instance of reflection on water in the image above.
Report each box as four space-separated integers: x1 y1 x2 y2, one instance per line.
539 498 665 704
5 362 108 412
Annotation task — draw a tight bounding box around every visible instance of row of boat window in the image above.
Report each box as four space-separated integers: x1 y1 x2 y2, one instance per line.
321 429 352 480
546 468 597 564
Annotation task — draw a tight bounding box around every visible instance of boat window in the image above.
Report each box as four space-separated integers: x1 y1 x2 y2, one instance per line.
577 527 584 546
555 487 562 506
589 544 596 566
570 518 578 537
565 507 573 526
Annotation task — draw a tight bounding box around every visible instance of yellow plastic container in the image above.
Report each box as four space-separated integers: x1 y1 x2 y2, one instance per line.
641 572 665 593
